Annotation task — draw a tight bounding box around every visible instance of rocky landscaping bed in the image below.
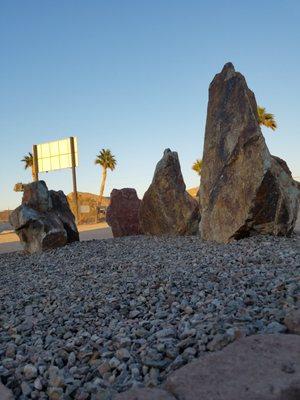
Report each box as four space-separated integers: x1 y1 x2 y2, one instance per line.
0 234 299 399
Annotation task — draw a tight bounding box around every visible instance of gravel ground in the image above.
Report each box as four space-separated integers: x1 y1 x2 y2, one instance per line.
0 234 299 399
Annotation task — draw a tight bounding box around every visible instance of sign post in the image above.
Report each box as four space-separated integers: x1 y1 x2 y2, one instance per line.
70 136 79 222
32 144 39 182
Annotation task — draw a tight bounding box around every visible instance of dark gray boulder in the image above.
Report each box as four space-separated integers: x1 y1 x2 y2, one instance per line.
9 181 79 253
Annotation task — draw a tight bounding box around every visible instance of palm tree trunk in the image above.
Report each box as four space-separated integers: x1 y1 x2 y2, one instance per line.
99 167 107 208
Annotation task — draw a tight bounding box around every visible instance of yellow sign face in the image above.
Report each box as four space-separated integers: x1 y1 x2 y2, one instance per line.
36 137 78 173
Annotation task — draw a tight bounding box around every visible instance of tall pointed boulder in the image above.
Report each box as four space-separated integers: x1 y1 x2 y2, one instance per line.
139 149 199 235
200 63 299 242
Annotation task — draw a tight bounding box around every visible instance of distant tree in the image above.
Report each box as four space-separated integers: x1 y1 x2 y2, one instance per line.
192 159 203 176
95 149 117 207
21 152 34 180
257 106 277 131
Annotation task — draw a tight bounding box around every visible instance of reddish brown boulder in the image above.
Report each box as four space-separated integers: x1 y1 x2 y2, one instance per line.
106 188 141 237
200 63 299 242
139 149 199 235
9 181 79 253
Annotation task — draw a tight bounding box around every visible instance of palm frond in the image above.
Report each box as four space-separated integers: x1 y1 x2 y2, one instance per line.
192 159 203 176
95 149 117 170
257 106 277 131
21 152 33 170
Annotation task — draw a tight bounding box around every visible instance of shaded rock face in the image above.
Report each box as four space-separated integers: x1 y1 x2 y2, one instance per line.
139 149 200 235
200 63 299 242
106 188 141 237
9 181 79 253
116 334 300 400
50 190 79 242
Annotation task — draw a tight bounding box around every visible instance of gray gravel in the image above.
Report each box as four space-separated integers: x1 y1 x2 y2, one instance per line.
0 234 299 399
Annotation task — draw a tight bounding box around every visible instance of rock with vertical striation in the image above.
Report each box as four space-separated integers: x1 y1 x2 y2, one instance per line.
49 190 79 243
200 62 299 243
139 149 199 235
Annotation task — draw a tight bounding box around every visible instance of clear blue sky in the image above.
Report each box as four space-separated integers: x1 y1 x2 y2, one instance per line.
1 0 299 210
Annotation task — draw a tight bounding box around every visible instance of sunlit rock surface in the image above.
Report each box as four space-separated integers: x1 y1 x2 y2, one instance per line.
200 63 299 242
139 149 199 235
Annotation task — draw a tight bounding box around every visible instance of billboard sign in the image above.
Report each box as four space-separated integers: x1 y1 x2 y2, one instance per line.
36 137 78 173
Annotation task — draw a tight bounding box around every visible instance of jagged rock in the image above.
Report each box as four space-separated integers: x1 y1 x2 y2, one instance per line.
106 188 141 237
9 181 79 253
22 180 51 212
200 62 299 242
50 190 79 242
139 149 199 235
9 204 68 253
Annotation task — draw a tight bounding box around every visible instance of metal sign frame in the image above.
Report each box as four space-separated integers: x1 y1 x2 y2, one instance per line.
32 136 79 221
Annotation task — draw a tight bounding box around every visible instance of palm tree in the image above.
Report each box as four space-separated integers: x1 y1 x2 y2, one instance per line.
95 149 116 207
21 152 34 180
192 159 203 176
257 106 277 131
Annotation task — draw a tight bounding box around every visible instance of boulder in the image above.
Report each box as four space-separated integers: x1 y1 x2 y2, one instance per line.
50 190 79 242
9 205 67 253
9 181 79 253
139 149 200 235
200 63 299 242
106 188 141 237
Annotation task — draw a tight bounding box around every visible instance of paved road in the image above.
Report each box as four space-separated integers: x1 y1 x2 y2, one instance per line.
0 223 113 254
